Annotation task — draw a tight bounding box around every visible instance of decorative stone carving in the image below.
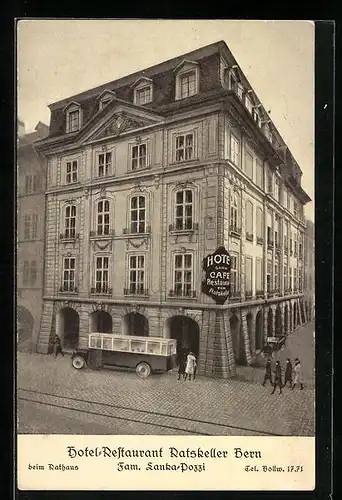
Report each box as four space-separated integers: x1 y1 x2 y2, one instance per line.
96 113 147 138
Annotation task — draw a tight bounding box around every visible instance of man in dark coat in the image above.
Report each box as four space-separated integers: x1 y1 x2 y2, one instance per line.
262 358 273 386
177 352 186 380
53 335 64 358
271 360 283 394
283 358 293 388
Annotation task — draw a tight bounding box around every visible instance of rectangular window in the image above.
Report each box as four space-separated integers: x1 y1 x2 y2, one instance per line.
95 256 109 293
97 200 110 236
267 172 273 194
267 261 272 292
236 83 244 100
244 151 253 179
32 175 41 193
230 134 240 166
63 257 76 292
256 160 263 188
299 268 303 291
284 265 287 290
24 214 31 240
230 254 239 294
174 253 193 297
175 134 194 162
25 175 33 194
180 71 196 99
245 257 253 294
30 260 37 286
129 255 145 295
65 205 76 238
132 144 147 170
294 268 297 290
136 86 151 105
267 226 273 246
289 268 293 290
23 261 29 286
31 214 38 239
130 196 146 233
68 110 80 132
245 95 253 113
66 161 78 184
256 258 263 291
274 261 279 290
175 190 193 230
293 201 298 218
98 152 112 177
274 178 280 202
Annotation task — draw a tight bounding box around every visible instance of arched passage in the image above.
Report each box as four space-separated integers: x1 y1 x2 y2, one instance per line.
275 306 282 337
166 316 200 359
58 307 79 349
284 304 289 335
267 308 273 337
255 311 263 351
17 306 34 351
123 312 149 337
91 311 112 333
230 314 240 363
246 313 254 356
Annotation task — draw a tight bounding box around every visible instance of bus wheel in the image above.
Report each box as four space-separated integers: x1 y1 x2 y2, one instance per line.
72 356 86 370
136 362 151 379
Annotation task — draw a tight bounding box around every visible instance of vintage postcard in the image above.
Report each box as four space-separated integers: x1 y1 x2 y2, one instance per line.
16 19 320 492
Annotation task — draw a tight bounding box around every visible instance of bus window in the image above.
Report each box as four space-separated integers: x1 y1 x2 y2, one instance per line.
113 338 129 351
147 341 161 355
131 340 146 353
161 343 167 356
103 337 113 350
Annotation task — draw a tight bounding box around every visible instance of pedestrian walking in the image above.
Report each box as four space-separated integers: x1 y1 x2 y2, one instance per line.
291 358 304 390
53 334 64 358
271 360 283 394
184 351 197 381
283 358 293 388
177 352 186 381
262 358 273 386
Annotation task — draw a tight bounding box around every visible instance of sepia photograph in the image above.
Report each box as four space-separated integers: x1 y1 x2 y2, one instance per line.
17 19 315 446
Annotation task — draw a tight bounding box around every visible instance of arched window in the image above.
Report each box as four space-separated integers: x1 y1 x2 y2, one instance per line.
65 205 76 238
256 207 263 241
175 189 193 230
230 193 239 232
130 196 146 234
246 200 253 240
97 200 110 236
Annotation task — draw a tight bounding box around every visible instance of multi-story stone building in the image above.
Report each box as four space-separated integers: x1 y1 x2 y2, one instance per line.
17 120 49 352
304 219 315 321
35 40 311 377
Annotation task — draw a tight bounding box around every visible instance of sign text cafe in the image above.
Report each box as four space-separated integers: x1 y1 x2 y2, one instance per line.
202 246 231 305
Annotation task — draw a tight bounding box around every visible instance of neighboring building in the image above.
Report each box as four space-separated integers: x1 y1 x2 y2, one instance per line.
35 40 311 377
304 219 315 321
17 121 49 352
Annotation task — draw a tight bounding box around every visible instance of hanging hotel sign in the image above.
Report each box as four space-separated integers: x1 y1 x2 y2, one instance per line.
201 246 231 305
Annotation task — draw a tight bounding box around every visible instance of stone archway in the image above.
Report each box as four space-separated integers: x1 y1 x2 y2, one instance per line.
17 305 34 352
123 312 149 336
293 302 297 330
255 310 263 352
58 307 80 349
284 304 289 335
230 314 241 363
246 313 254 357
275 306 282 337
267 308 273 337
166 315 200 359
90 310 112 333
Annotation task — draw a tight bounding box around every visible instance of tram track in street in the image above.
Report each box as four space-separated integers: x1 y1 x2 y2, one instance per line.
18 387 281 436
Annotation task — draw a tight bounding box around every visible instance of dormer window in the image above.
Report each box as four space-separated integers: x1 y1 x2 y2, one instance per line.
97 90 115 111
132 77 153 106
65 102 82 133
174 60 199 101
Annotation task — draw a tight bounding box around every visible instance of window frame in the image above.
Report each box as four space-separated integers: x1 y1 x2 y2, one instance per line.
62 256 76 292
65 160 78 184
64 204 77 239
174 132 194 163
129 195 147 234
245 200 253 240
230 253 239 295
255 159 264 189
175 65 199 101
96 199 110 236
65 104 82 133
230 192 239 232
256 206 263 241
174 189 194 231
172 252 194 297
230 133 240 167
94 255 110 294
245 256 253 294
127 253 146 295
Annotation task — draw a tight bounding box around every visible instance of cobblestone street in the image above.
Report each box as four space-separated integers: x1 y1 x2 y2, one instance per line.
17 322 315 437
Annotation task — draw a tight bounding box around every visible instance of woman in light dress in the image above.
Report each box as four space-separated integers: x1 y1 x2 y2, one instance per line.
291 358 304 390
184 352 197 381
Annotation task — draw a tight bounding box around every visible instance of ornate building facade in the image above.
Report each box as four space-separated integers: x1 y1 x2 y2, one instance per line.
35 41 311 377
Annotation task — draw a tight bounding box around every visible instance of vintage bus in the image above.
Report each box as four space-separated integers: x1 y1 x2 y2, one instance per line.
71 333 177 378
